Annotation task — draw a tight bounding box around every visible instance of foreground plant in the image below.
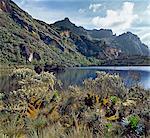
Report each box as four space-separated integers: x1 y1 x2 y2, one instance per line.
0 68 149 138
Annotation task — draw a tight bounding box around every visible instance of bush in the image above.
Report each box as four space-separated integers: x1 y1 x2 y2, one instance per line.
10 68 36 80
128 115 140 129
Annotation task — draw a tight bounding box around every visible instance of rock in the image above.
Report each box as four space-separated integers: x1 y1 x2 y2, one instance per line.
28 53 33 62
34 66 42 74
12 13 35 32
44 64 65 73
33 52 41 61
38 31 52 45
51 40 65 52
19 44 30 59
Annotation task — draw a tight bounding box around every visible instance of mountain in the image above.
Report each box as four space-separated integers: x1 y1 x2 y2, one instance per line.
0 0 91 67
0 0 149 66
111 32 149 56
53 17 114 40
53 18 149 57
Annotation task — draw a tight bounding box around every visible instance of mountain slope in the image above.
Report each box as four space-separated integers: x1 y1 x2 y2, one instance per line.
53 18 149 57
0 0 91 66
0 0 149 66
111 32 149 56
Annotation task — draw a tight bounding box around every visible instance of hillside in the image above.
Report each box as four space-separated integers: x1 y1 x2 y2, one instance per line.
0 0 150 66
0 0 91 67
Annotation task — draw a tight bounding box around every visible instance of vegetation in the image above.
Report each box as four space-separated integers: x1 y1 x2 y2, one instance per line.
0 0 149 66
0 3 91 67
0 68 149 138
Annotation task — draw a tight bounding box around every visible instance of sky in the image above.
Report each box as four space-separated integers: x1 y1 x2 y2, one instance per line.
13 0 150 46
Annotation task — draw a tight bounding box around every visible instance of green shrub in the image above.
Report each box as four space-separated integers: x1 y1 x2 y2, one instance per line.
128 115 140 129
110 96 118 104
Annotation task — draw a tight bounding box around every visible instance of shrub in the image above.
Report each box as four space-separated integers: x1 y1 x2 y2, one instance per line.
83 71 127 99
128 115 140 129
10 68 36 80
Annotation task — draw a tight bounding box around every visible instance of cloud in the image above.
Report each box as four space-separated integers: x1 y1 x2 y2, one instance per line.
134 3 150 46
89 3 101 12
92 2 138 34
146 4 150 15
78 8 86 14
136 27 150 47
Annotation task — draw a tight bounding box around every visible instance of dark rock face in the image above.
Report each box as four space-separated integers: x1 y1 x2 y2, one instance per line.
88 29 114 39
38 32 52 45
51 40 65 52
54 18 114 40
33 52 41 61
111 32 149 56
34 66 42 74
12 13 27 28
38 32 65 52
11 11 35 32
19 44 30 59
44 64 64 73
20 45 41 61
53 18 150 59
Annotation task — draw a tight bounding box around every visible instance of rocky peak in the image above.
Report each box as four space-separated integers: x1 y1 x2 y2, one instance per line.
118 32 140 42
64 17 70 22
54 17 73 26
88 29 114 39
60 30 70 37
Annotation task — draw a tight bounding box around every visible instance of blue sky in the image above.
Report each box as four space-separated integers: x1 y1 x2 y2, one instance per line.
13 0 150 46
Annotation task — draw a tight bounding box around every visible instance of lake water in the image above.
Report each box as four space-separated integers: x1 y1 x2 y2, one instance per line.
56 66 150 89
0 66 150 93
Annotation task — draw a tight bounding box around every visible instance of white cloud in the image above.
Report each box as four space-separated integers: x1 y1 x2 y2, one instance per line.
146 4 150 15
92 2 138 34
135 3 150 46
78 8 86 14
89 3 101 12
135 27 150 47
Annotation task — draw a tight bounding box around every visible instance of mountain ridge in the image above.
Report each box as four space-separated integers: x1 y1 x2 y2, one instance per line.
53 18 149 56
0 0 149 66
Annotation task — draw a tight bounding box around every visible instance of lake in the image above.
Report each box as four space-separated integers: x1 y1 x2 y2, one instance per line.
56 66 150 89
0 66 150 93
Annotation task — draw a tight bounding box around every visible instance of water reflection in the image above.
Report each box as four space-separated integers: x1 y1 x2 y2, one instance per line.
0 66 150 93
56 67 150 89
